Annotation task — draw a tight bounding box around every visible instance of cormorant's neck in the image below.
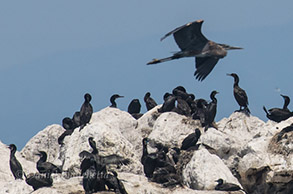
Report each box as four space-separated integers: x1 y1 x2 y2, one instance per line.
142 142 148 156
283 98 290 109
210 94 217 103
110 100 117 108
233 77 239 86
10 149 16 156
38 155 47 163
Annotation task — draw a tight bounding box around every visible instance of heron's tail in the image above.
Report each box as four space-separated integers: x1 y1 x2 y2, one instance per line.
147 55 181 65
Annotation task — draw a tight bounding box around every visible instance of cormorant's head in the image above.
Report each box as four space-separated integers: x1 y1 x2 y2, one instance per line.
8 144 17 151
227 73 240 83
210 91 219 99
195 128 201 137
144 92 151 99
281 94 290 103
62 117 73 130
215 178 224 185
84 93 92 102
36 151 47 160
110 94 124 101
142 138 149 145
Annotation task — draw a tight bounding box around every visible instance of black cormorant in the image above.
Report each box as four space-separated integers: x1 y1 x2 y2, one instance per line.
141 138 158 178
72 111 81 129
172 86 189 100
127 99 143 119
8 144 23 179
82 156 106 194
79 137 130 175
79 93 93 131
215 178 242 191
110 94 124 108
144 92 157 111
203 90 219 131
25 173 53 190
158 93 176 113
36 151 62 174
277 124 293 142
181 128 201 150
227 73 250 114
147 20 242 81
58 117 75 145
105 170 128 194
263 94 292 123
192 99 208 123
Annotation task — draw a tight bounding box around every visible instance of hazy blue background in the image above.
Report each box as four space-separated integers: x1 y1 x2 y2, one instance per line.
1 1 293 149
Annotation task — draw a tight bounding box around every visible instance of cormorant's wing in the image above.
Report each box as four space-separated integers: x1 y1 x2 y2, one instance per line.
161 20 208 51
100 155 130 166
79 150 92 159
194 57 219 81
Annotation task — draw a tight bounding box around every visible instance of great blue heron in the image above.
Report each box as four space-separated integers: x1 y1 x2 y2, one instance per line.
147 20 242 81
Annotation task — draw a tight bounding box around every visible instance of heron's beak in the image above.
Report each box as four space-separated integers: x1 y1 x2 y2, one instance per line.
227 46 243 50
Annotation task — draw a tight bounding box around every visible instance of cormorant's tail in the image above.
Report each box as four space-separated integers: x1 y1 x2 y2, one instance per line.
147 55 181 65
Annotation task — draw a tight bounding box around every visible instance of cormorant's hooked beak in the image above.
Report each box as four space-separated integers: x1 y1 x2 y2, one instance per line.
35 151 42 156
226 73 232 76
118 95 124 98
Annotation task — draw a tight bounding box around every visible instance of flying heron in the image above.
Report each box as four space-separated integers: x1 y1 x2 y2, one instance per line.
147 20 242 81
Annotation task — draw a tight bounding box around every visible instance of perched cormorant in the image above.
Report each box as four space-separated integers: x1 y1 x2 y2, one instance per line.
36 151 62 174
8 144 23 179
58 117 75 145
181 128 201 150
72 111 81 129
79 93 93 130
144 92 157 111
110 94 124 108
158 93 176 113
105 170 128 194
147 20 242 81
172 86 189 100
192 98 208 123
82 156 106 194
80 137 130 175
277 124 293 142
203 90 219 131
215 178 242 191
127 99 143 119
141 138 158 178
25 173 53 190
263 94 292 123
227 73 250 114
175 97 192 117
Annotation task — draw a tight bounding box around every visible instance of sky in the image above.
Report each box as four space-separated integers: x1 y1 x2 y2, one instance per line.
1 1 293 149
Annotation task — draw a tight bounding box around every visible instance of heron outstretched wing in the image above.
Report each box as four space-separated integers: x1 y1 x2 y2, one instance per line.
161 20 208 51
194 57 219 81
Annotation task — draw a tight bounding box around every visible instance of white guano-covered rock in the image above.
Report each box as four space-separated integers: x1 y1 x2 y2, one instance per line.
183 148 241 190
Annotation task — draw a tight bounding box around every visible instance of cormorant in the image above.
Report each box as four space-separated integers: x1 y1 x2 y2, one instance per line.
36 151 62 174
105 170 128 194
80 93 93 131
110 94 124 108
79 137 130 175
127 99 143 119
147 20 242 81
172 86 189 100
263 94 292 122
203 90 219 131
277 124 293 142
215 178 242 191
181 128 201 150
141 138 158 178
25 173 53 190
175 97 192 117
227 73 250 114
82 156 106 194
72 111 81 129
144 92 157 111
58 117 75 145
158 93 176 113
8 144 23 179
192 98 208 123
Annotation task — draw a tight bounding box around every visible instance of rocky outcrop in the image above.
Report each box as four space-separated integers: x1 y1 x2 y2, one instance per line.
1 107 293 194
